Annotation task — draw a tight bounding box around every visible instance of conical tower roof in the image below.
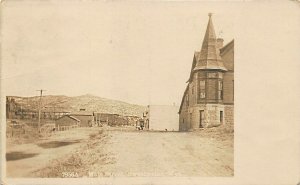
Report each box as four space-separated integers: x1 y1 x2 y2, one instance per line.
194 13 227 71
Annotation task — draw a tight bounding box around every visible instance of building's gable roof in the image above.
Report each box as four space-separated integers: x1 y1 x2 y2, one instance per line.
178 85 189 114
220 39 234 55
57 115 81 122
187 52 200 82
69 116 81 122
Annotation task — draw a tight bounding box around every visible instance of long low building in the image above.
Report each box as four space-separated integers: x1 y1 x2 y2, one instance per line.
93 112 128 126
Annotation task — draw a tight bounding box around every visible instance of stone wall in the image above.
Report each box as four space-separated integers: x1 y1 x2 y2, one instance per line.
225 105 234 125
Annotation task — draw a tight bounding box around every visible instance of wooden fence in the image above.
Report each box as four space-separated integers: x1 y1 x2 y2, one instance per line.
56 125 79 131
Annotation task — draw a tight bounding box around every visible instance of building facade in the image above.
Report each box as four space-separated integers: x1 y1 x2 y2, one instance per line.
55 115 81 127
93 112 129 126
179 14 234 131
70 110 94 127
143 105 179 131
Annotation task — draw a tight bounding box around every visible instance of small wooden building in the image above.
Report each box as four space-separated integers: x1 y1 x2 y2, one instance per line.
55 115 81 127
70 111 94 127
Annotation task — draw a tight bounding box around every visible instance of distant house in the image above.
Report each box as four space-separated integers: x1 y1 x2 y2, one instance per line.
144 105 179 131
70 110 94 127
55 115 81 127
93 112 128 126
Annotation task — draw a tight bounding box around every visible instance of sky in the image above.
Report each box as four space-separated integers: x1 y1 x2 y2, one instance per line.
1 1 298 106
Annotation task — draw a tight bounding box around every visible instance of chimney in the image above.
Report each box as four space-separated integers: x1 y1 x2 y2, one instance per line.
217 38 224 49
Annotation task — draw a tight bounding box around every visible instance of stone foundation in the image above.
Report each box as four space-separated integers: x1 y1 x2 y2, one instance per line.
179 104 234 131
224 105 234 125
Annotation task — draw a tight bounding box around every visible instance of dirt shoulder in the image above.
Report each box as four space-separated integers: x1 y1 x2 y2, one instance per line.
35 128 113 178
6 128 101 177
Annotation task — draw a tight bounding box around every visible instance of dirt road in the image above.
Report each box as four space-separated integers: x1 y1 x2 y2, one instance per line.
6 127 233 177
95 128 233 177
6 128 100 177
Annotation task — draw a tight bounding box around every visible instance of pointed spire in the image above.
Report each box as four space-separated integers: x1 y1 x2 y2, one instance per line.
194 13 227 71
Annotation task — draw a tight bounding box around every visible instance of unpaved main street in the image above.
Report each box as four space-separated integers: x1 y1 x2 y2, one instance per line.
99 128 233 177
6 127 233 177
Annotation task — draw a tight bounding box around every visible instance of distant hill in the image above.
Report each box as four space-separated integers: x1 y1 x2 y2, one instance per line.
8 94 146 117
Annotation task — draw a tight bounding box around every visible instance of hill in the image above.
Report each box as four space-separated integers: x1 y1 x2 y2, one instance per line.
8 94 146 117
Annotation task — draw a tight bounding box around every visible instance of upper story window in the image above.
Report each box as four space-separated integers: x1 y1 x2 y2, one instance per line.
199 80 205 99
208 72 217 78
218 81 223 100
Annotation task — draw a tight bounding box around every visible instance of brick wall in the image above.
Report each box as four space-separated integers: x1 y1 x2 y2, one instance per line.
221 41 234 104
223 72 234 104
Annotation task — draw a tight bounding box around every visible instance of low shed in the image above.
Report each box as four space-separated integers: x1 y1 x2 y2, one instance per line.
70 111 94 127
55 115 81 127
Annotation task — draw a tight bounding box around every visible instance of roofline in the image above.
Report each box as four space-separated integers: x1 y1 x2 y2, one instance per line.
178 85 189 114
56 115 81 122
70 114 93 116
220 39 234 54
69 116 81 122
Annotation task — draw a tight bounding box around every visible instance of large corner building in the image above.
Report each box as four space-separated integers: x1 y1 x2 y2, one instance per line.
179 14 234 131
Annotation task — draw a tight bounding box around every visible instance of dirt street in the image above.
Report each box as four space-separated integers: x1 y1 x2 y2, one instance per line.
6 127 233 177
96 128 233 177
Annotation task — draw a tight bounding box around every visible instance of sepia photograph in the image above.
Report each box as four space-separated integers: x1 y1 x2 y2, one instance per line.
2 1 234 178
1 1 299 185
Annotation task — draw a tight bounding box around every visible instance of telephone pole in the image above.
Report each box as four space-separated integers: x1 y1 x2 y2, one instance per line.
36 89 46 133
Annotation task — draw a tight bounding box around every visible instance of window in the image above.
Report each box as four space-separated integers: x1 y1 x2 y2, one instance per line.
218 81 223 100
200 80 205 99
220 111 223 123
208 72 217 78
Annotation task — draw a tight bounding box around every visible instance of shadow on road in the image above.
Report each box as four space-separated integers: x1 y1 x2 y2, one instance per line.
6 152 38 161
37 140 80 149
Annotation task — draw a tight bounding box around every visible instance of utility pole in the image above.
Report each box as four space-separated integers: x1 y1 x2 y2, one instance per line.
36 89 46 133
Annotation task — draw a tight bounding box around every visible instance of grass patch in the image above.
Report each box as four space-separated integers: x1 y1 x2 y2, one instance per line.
35 129 113 178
